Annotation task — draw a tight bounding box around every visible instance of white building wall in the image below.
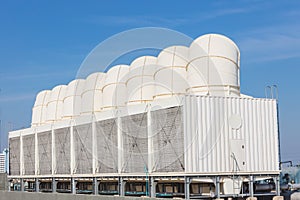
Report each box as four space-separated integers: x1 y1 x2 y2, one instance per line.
0 153 5 173
8 95 280 177
183 95 279 173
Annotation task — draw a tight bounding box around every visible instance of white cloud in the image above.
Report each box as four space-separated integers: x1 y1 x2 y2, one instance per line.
236 24 300 63
83 7 251 28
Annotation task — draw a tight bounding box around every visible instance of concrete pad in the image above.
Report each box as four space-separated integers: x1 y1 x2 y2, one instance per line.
291 192 300 200
246 197 257 200
273 196 284 200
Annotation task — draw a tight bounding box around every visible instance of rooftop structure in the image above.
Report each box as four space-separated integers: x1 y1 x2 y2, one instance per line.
8 34 280 199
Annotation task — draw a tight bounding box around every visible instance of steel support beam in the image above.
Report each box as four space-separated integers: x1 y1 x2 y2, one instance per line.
249 175 254 197
93 177 98 195
52 178 57 193
275 176 281 196
150 177 157 197
119 177 125 196
20 178 24 192
71 178 76 194
35 178 39 192
185 177 191 200
215 176 221 199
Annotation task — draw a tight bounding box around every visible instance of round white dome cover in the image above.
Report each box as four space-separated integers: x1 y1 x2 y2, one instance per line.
62 79 85 118
102 65 129 109
81 72 106 114
46 85 67 122
31 33 242 126
127 56 157 104
32 90 51 126
187 34 240 96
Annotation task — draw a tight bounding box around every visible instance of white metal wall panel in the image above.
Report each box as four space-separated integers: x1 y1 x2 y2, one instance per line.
38 131 52 175
121 113 148 173
151 106 185 172
55 128 70 174
96 118 118 173
9 137 20 176
74 123 93 174
184 95 279 174
23 135 35 175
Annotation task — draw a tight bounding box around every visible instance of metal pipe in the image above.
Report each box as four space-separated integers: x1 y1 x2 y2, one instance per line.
273 85 281 170
265 86 271 98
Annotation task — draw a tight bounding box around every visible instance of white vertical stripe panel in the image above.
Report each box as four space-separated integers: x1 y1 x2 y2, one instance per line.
184 95 279 173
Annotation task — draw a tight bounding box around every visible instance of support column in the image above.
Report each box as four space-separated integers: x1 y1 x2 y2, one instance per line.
215 176 220 199
185 177 191 200
8 180 11 191
71 178 76 194
35 129 39 176
51 127 56 175
35 178 39 192
20 178 24 192
92 117 98 174
93 177 98 195
275 176 280 196
119 177 125 196
150 177 157 197
20 134 24 176
70 123 75 174
117 114 123 174
52 178 57 193
147 106 153 173
249 175 254 197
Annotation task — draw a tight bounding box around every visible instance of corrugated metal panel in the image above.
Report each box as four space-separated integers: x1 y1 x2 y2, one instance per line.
55 128 70 174
9 137 20 176
184 95 279 174
38 131 52 175
23 135 35 175
74 123 93 174
151 106 185 172
121 112 148 173
96 118 118 173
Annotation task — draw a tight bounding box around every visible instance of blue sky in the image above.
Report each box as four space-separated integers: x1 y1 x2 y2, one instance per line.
0 0 299 163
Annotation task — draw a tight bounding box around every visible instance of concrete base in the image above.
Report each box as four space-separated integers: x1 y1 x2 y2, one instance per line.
0 191 167 200
273 196 284 200
246 197 257 200
291 192 300 200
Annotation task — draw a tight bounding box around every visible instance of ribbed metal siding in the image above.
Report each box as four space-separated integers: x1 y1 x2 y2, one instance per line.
184 95 279 174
